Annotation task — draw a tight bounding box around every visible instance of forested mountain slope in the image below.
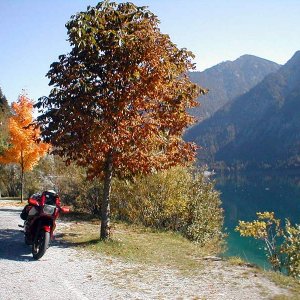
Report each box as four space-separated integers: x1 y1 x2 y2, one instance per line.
186 51 300 170
189 55 280 121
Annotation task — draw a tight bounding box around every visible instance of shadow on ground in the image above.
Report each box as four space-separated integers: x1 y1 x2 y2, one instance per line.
0 228 33 261
0 208 23 213
0 228 73 261
54 232 101 248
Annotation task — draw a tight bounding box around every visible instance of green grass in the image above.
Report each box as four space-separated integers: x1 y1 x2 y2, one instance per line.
60 218 218 272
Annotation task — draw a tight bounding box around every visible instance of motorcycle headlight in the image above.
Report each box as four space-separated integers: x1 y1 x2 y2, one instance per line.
43 204 56 216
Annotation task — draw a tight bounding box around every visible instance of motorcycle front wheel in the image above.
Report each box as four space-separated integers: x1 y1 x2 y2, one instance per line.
32 230 50 260
24 234 32 245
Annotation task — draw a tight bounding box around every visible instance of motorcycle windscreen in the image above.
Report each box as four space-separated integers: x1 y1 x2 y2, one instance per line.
43 205 56 216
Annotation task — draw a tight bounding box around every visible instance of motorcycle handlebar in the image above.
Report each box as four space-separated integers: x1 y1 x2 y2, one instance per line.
60 206 70 213
28 198 70 213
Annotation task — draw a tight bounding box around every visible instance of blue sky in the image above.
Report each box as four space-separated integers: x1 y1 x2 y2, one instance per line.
0 0 300 104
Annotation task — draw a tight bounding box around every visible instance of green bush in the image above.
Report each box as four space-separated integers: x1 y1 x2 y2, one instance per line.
185 172 224 245
0 164 21 197
112 166 190 230
111 167 224 247
74 179 103 216
282 220 300 278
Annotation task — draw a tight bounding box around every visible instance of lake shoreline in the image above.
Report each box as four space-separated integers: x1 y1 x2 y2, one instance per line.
216 170 300 269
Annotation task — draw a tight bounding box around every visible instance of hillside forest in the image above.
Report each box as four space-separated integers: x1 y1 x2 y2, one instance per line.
186 51 300 172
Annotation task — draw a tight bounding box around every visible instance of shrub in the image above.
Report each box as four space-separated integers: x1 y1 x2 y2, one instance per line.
236 212 283 272
185 171 224 245
111 166 224 247
74 179 103 216
236 212 300 279
0 164 21 197
282 220 300 278
111 166 190 230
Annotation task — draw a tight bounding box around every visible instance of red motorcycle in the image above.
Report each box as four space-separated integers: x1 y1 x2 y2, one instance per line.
20 190 70 260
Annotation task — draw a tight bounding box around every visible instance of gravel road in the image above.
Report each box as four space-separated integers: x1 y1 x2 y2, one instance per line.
0 205 291 300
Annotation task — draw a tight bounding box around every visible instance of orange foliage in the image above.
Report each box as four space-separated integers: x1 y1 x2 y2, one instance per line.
0 94 50 172
36 2 207 180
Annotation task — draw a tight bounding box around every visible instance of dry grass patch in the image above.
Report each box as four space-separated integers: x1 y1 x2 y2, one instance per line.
0 200 23 207
60 217 217 272
266 271 300 300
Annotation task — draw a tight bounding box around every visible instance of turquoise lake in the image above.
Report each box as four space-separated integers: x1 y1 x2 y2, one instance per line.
215 171 300 269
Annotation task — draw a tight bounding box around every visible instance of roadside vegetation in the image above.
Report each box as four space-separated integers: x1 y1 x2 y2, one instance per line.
75 166 225 247
236 212 300 280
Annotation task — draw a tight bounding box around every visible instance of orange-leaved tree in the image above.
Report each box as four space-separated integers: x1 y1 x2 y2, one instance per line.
36 1 207 239
0 94 50 202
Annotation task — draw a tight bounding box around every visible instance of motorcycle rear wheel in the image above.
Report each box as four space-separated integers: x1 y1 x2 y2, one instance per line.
32 230 50 260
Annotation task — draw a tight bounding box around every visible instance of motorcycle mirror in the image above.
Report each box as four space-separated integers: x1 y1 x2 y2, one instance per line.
60 206 70 213
28 198 39 206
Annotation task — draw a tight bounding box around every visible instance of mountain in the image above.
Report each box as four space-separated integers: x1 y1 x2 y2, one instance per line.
185 51 300 170
189 55 280 121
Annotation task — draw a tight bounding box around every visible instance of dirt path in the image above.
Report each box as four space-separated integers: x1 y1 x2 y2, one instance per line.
0 205 291 299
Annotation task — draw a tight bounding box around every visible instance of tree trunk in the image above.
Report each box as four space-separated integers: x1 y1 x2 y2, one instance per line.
100 152 113 240
20 168 24 203
20 152 24 203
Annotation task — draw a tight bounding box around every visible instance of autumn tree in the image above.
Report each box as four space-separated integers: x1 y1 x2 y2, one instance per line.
0 94 50 202
36 1 206 239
